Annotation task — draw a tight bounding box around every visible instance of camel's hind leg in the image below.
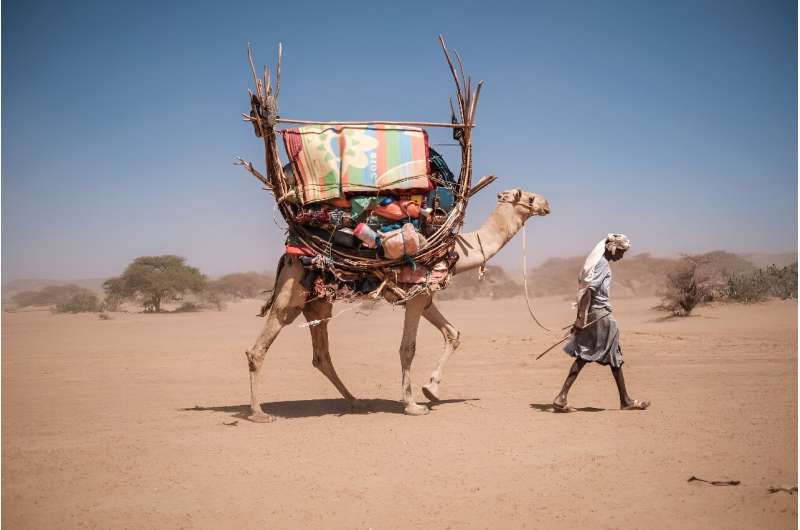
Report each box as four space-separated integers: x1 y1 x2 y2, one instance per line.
245 256 306 423
421 300 461 402
303 299 362 408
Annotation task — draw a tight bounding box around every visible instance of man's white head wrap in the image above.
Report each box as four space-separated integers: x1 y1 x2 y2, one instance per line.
575 234 631 306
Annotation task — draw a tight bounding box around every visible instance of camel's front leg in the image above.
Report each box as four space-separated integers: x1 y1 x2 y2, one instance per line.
245 255 307 423
399 294 431 415
421 300 461 402
303 299 364 410
245 305 302 422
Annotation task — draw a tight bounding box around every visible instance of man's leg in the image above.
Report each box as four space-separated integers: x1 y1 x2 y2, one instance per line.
553 359 586 412
611 365 650 410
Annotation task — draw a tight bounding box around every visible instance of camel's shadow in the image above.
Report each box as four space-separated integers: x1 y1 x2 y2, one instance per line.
182 397 477 420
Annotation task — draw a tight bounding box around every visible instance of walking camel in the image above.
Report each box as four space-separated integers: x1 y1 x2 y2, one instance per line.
245 188 550 422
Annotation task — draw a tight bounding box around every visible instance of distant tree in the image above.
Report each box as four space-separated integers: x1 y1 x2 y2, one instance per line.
103 255 206 312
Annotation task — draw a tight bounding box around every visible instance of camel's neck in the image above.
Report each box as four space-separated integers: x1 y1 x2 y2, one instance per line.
452 203 526 275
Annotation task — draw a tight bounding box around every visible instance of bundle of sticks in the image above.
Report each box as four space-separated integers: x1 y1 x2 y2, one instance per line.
236 36 487 275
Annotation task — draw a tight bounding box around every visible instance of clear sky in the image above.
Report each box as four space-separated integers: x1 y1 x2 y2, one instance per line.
3 0 797 281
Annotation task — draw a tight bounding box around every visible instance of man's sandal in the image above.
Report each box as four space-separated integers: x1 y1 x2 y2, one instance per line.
621 399 651 410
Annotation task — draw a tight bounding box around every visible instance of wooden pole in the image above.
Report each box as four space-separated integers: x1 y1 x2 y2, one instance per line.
274 118 474 129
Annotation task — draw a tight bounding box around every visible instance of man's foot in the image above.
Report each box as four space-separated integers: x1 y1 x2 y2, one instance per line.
552 396 576 413
621 399 650 410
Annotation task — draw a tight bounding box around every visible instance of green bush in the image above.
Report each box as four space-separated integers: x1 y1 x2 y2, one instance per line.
12 284 89 309
54 291 100 313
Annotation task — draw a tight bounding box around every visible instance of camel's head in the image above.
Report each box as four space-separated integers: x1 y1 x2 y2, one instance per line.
496 189 550 219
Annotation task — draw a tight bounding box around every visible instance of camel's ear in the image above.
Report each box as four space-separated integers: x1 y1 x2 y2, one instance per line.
513 189 522 202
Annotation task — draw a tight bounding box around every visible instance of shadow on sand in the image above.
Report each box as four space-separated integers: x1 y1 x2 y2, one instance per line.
529 403 605 413
182 397 478 420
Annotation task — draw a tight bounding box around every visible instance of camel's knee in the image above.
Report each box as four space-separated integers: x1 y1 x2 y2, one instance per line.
445 328 461 349
312 351 325 370
245 349 264 372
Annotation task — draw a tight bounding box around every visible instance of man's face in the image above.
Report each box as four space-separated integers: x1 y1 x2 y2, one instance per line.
610 249 626 262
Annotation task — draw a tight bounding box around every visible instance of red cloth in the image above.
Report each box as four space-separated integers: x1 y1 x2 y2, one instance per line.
285 245 316 257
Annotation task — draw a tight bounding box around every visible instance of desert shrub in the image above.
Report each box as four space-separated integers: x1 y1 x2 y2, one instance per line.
490 280 523 299
659 255 718 316
205 272 274 300
197 290 227 311
103 255 206 312
53 291 100 313
723 263 797 303
174 301 202 312
12 284 89 309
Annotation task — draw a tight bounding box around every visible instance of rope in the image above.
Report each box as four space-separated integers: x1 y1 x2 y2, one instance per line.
476 233 486 280
521 224 552 332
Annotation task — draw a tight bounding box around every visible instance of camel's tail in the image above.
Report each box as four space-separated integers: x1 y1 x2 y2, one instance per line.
258 255 287 317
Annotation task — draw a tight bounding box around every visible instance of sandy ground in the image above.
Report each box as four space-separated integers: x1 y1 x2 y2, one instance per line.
2 295 797 529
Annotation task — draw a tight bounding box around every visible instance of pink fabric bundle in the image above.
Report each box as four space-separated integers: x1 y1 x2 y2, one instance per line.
381 223 426 259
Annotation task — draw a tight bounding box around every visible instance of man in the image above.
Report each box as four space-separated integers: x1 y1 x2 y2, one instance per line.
552 234 650 412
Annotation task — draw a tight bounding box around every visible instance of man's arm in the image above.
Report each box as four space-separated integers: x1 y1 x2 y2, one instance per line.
573 288 592 330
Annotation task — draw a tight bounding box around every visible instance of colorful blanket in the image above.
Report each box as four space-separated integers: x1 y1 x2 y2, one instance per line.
282 125 432 204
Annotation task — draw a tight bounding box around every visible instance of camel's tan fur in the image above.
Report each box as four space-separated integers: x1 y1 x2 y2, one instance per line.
245 189 550 422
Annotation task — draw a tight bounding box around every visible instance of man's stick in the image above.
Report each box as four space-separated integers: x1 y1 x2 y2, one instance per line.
534 313 610 360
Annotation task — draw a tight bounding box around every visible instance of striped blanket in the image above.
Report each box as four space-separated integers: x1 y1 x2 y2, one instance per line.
282 125 432 204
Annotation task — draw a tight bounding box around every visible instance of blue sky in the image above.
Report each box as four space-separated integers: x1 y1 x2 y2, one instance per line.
3 0 796 280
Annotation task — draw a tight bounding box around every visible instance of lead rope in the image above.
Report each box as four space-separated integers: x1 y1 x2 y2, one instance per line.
521 224 552 332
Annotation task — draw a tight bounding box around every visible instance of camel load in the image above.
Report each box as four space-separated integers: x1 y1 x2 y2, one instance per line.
237 37 496 303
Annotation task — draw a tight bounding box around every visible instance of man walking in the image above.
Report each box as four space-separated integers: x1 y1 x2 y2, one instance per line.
553 234 650 412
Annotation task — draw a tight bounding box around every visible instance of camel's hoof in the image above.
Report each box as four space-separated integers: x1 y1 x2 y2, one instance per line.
348 399 370 413
422 383 441 403
248 412 276 423
404 403 430 416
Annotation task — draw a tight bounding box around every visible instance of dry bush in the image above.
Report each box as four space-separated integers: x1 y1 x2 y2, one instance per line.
723 262 797 303
659 252 755 315
205 272 275 300
174 301 203 313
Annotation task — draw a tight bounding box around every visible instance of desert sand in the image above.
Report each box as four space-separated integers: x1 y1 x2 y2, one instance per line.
2 295 797 529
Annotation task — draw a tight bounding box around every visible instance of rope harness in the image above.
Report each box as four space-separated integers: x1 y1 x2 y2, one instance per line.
521 223 552 332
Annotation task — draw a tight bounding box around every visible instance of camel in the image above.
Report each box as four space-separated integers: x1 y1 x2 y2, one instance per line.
244 188 550 422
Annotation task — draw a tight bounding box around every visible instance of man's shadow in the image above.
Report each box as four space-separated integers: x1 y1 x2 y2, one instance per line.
182 397 478 420
529 403 605 413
